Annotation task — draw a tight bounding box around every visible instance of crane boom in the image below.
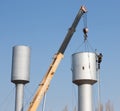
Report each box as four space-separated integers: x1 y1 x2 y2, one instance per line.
27 6 87 111
58 6 87 54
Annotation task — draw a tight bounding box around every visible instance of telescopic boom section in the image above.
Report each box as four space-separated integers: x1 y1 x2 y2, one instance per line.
58 6 87 54
27 6 87 111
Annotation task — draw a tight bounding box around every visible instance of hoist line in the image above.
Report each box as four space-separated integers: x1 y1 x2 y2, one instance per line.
42 93 47 111
0 86 15 111
97 66 101 111
23 85 39 109
83 13 88 28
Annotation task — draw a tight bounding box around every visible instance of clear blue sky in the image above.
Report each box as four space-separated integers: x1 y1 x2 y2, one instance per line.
0 0 120 111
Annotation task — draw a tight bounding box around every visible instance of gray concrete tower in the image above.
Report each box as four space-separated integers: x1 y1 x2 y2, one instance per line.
11 45 31 111
72 52 97 111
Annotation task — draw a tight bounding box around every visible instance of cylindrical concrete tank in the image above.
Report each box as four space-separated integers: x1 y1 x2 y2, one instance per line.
72 52 97 85
11 45 30 84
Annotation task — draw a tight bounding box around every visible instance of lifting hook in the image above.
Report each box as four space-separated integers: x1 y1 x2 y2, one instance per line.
83 27 88 41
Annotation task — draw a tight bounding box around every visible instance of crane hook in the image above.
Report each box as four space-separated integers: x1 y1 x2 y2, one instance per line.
83 27 88 41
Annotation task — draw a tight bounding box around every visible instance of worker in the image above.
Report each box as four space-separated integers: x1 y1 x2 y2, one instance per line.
97 53 103 69
97 53 103 64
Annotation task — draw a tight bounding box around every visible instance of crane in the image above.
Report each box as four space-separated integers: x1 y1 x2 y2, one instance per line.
27 6 87 111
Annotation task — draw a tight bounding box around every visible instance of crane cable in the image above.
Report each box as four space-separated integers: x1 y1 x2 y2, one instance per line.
97 64 101 111
74 10 95 52
82 5 103 111
83 11 88 42
42 93 47 111
98 68 101 111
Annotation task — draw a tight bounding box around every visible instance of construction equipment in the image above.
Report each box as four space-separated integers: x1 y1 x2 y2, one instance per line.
83 27 88 40
27 6 87 111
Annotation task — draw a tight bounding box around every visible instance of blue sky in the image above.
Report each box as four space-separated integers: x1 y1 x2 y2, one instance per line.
0 0 120 111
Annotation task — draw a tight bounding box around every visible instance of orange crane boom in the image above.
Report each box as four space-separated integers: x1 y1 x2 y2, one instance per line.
27 6 87 111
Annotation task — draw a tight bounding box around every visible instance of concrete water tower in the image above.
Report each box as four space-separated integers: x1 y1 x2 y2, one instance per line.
11 45 31 111
72 52 97 111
